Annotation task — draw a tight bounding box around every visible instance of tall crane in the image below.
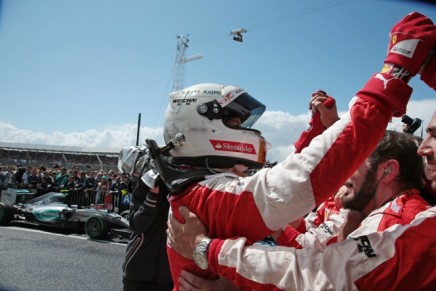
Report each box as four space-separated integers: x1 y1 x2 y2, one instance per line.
172 35 203 92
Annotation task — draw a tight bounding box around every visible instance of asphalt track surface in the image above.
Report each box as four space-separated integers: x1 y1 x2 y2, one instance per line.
0 224 127 291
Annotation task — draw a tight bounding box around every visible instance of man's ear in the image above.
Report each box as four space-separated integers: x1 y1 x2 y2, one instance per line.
380 160 399 180
383 166 393 175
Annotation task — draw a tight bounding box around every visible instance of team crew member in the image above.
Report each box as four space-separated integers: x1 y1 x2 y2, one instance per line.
168 111 436 290
160 12 436 289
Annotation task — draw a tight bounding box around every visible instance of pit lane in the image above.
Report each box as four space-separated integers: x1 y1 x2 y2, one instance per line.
0 224 127 291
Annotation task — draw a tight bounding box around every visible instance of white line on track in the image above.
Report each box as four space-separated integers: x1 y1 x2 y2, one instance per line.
6 226 127 246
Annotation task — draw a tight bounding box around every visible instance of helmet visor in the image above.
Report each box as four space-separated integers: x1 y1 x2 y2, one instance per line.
222 92 266 128
197 92 266 129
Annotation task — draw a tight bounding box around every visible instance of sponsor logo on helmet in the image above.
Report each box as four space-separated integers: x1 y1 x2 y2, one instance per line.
202 90 221 96
210 140 257 155
173 98 198 106
219 88 245 107
176 89 221 97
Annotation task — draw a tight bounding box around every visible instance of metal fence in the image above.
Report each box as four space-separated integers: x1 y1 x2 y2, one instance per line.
0 187 130 214
63 189 130 213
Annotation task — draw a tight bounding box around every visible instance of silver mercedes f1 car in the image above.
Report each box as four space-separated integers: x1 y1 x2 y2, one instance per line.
0 191 131 241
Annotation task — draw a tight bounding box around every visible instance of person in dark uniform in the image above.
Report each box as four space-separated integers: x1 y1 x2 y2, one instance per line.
122 178 173 291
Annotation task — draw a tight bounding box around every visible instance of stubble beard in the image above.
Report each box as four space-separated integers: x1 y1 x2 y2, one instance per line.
342 167 378 212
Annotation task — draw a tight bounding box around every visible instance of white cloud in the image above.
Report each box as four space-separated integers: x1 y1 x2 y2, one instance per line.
0 122 164 149
0 99 434 163
258 98 435 162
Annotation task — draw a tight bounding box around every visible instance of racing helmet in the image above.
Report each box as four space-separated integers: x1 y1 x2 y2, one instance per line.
163 83 267 169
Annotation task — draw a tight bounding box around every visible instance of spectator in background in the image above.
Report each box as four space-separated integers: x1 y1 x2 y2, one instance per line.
121 173 132 208
103 175 115 211
55 168 68 189
110 175 122 193
27 168 41 191
84 170 97 206
95 171 104 188
20 166 33 188
75 171 87 192
13 167 26 187
95 177 109 206
46 169 55 184
0 166 6 190
61 175 77 192
39 166 47 177
4 166 17 189
107 175 113 193
36 176 54 197
71 170 88 207
110 175 127 213
86 170 97 187
71 169 79 180
49 170 59 191
108 169 116 182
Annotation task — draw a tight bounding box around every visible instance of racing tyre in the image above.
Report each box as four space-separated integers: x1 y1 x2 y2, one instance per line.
85 214 109 239
120 210 130 221
0 204 14 225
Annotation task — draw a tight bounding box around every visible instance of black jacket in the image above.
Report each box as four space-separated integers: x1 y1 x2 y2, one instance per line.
122 182 172 289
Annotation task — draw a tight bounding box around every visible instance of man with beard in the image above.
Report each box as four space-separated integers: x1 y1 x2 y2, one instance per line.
167 120 436 290
337 130 430 241
167 105 436 286
170 129 430 253
162 11 436 290
267 118 429 250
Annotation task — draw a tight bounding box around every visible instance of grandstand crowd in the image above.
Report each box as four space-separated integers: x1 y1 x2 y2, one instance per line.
0 147 118 171
0 163 132 213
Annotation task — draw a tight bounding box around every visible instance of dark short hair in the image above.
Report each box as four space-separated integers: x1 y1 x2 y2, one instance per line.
368 130 424 189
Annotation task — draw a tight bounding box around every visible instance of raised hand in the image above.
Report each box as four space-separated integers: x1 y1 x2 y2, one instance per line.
383 12 436 81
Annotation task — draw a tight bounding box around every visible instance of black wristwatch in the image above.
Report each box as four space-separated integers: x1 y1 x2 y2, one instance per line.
193 237 212 270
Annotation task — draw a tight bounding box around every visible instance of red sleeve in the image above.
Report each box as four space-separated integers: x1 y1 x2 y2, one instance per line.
208 239 225 275
294 96 335 153
276 226 303 248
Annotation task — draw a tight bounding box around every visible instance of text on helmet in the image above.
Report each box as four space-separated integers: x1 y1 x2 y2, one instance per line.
210 139 257 155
